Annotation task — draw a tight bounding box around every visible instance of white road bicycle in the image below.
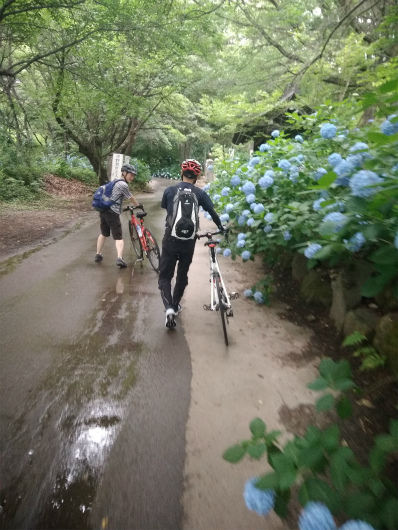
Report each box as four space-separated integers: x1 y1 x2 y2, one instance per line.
197 229 239 346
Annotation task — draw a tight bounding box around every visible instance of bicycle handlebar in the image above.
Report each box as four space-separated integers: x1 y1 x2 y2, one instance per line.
123 205 145 213
197 227 229 240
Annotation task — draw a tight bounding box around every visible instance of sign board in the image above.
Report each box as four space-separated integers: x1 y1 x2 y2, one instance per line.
110 154 130 181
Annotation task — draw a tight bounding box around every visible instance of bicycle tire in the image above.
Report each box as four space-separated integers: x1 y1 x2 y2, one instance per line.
215 273 228 346
144 228 160 272
128 220 143 259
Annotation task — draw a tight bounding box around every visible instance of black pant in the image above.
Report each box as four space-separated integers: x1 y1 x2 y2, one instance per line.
158 234 196 309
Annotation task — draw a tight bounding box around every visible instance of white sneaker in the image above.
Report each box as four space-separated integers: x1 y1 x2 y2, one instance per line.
173 304 182 316
165 308 176 329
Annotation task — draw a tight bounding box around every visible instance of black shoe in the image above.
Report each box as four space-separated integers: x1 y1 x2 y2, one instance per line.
116 257 127 268
95 253 103 262
165 308 176 329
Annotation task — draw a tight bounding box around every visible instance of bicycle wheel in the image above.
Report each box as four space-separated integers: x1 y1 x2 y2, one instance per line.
128 220 143 259
144 228 160 272
215 273 228 346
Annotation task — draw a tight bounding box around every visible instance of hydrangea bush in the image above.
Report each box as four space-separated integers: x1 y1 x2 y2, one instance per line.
223 359 398 529
204 81 398 301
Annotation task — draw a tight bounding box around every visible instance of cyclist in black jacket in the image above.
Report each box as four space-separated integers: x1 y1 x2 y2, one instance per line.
159 159 223 329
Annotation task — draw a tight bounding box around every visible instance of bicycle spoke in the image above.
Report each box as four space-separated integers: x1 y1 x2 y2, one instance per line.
215 273 228 346
129 220 143 259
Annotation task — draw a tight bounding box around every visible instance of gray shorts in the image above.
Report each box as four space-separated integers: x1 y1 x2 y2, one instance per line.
99 210 122 240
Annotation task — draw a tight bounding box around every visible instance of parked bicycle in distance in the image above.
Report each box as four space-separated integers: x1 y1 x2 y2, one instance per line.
197 228 239 346
123 205 161 273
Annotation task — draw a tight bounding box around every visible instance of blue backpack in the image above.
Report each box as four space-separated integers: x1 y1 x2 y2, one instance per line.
92 179 123 212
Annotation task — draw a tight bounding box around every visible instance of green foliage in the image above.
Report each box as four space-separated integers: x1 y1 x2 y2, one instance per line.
205 82 398 303
224 360 398 529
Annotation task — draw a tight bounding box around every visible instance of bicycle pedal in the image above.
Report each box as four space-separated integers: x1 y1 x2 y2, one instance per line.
227 309 234 317
203 304 211 311
229 292 239 300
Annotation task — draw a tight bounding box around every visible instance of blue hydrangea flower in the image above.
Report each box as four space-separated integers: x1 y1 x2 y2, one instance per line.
242 181 256 195
244 289 253 297
238 215 246 226
259 143 270 152
381 117 398 136
297 154 305 162
246 193 256 204
346 154 362 168
259 175 274 188
237 239 245 248
254 291 265 303
325 201 345 212
212 194 221 202
253 203 265 214
349 170 384 198
334 160 355 177
298 502 336 530
394 232 398 249
323 212 348 232
203 184 211 192
264 170 275 178
328 153 343 167
216 247 222 254
339 521 375 530
225 203 234 213
263 225 272 233
295 135 304 142
283 230 292 241
242 250 251 260
237 233 247 240
313 198 326 211
271 130 280 138
314 168 328 181
345 232 366 252
278 159 291 171
248 156 261 167
242 209 251 217
320 123 337 139
247 218 255 226
223 248 231 257
264 213 274 223
243 477 275 516
230 175 241 187
221 187 230 196
289 172 299 183
304 243 322 259
349 142 369 152
220 213 230 223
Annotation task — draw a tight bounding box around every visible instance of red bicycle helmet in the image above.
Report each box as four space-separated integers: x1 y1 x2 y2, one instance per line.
181 159 202 176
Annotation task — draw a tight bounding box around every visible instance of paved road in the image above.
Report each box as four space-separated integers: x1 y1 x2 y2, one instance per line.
0 182 192 530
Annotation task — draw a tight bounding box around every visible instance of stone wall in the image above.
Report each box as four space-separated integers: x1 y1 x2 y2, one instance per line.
290 253 398 374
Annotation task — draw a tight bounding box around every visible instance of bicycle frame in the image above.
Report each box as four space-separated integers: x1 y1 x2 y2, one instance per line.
130 213 149 251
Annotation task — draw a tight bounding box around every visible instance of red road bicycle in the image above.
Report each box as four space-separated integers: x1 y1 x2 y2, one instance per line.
123 206 161 272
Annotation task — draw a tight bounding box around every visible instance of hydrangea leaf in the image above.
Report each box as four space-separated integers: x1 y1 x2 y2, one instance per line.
322 425 340 452
273 490 291 518
343 492 376 520
255 471 279 490
369 246 398 264
335 396 353 419
361 272 395 297
299 477 341 513
316 393 335 412
330 454 349 493
380 496 398 529
375 434 397 453
222 444 246 463
249 417 266 437
368 132 398 146
247 443 267 460
307 376 329 391
345 196 368 214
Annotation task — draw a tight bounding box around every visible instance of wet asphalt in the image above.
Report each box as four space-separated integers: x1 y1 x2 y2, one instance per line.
0 183 192 530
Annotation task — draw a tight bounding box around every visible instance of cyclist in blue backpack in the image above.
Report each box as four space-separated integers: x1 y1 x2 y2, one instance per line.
95 163 142 268
158 159 223 328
